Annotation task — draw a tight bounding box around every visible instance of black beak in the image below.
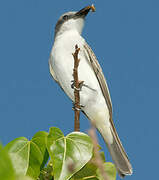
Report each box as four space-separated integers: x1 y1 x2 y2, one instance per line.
75 6 93 17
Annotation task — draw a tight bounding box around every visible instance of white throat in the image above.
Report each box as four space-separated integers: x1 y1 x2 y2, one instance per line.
55 18 85 39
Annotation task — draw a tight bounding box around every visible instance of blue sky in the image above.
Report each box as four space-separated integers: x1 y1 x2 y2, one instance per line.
0 0 159 179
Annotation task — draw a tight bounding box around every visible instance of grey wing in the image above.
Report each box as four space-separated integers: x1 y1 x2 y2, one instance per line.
83 43 131 170
83 42 113 116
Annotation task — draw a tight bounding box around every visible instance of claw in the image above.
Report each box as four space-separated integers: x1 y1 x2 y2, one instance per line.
71 80 84 91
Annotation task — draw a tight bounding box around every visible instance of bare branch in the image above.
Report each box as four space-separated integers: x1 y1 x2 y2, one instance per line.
72 45 81 131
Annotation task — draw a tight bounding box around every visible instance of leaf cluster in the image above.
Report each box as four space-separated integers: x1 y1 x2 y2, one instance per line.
0 127 116 180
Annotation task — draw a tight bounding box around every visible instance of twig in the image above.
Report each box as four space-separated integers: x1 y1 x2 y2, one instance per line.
88 125 109 180
72 45 81 131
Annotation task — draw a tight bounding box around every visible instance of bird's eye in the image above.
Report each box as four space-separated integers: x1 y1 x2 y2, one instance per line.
63 15 69 20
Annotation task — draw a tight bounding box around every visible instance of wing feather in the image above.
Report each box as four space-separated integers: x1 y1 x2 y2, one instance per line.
83 42 129 160
84 43 112 116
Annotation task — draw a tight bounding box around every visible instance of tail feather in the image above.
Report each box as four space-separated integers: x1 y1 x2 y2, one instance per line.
102 124 133 178
82 111 132 177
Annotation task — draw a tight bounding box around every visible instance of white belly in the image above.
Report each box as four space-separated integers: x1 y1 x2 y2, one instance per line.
51 31 104 107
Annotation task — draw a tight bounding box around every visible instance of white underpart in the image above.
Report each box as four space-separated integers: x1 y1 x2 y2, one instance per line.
50 18 113 144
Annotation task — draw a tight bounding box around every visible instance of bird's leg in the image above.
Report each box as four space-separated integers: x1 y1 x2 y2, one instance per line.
71 80 97 92
72 103 85 111
71 80 84 91
71 80 85 109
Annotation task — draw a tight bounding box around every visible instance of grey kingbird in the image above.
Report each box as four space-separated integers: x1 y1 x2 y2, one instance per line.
49 5 132 178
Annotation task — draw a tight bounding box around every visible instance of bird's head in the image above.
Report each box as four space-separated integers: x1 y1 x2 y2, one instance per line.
54 5 95 38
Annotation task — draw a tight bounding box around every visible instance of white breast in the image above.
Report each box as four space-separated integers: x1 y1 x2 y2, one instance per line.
50 30 108 113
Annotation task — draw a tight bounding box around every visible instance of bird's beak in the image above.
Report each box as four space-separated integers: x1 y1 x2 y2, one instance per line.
75 5 95 18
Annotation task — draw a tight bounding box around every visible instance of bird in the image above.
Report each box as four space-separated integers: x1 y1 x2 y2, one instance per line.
49 5 133 178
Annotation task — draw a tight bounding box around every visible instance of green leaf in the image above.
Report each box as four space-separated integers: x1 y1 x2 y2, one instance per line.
96 162 116 180
47 127 93 180
71 177 98 180
16 176 34 180
0 144 15 180
72 151 106 180
29 131 49 171
5 131 48 179
71 161 97 180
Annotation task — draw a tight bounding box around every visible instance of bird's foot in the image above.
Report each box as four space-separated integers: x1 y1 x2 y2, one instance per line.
71 80 84 91
72 103 85 111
